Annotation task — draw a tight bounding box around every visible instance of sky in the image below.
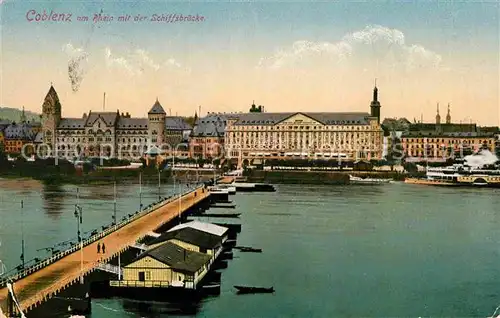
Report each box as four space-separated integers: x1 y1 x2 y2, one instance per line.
0 0 499 125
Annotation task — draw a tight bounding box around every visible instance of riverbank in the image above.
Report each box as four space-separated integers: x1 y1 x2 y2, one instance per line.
245 169 422 184
0 167 216 185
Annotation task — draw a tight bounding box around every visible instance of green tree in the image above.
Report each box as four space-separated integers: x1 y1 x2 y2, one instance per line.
249 104 263 113
386 137 404 170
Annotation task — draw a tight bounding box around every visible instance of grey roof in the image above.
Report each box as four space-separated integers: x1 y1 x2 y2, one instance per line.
191 113 233 137
4 122 36 140
136 242 211 274
232 112 372 126
165 117 192 131
58 118 86 129
402 131 496 138
408 123 477 133
149 100 166 114
117 117 148 129
0 120 11 132
84 112 119 127
150 227 223 249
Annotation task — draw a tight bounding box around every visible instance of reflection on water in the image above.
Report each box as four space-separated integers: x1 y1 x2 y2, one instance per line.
42 182 66 218
121 298 201 316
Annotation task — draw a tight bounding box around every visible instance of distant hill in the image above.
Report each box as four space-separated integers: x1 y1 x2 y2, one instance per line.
0 107 40 123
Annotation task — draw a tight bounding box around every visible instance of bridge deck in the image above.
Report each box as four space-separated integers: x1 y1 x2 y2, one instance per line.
0 187 209 315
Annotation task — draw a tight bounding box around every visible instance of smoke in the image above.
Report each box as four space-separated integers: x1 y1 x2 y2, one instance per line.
464 149 499 168
63 43 89 92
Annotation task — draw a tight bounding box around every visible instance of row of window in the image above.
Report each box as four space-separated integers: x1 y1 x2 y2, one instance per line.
229 125 377 131
403 138 494 144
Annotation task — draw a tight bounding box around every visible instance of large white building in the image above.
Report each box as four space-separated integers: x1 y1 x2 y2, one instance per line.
225 86 384 165
40 85 191 159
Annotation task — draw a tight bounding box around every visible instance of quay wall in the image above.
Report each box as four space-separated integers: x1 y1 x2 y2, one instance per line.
246 170 413 184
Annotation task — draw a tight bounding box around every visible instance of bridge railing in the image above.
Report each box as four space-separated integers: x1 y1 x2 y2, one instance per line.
0 184 206 289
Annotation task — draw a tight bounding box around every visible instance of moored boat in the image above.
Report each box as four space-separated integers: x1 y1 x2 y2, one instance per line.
232 182 276 192
407 151 500 188
234 285 274 294
215 184 236 194
239 247 262 253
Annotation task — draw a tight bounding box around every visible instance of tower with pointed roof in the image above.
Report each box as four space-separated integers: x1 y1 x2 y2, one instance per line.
435 102 441 125
41 84 62 148
370 80 381 124
446 103 451 124
20 106 27 123
148 98 166 145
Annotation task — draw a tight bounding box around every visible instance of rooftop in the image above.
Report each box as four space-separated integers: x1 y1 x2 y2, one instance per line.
150 227 223 249
165 116 192 131
4 122 36 140
84 111 119 127
136 242 211 274
232 112 372 126
149 99 166 115
168 221 228 237
191 113 231 137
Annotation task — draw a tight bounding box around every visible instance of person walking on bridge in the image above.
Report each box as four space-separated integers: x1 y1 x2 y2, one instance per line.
102 242 106 254
97 242 101 254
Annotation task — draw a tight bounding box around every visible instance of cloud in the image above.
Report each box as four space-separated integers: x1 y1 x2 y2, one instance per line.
258 25 443 72
63 43 87 57
62 43 89 92
104 48 184 75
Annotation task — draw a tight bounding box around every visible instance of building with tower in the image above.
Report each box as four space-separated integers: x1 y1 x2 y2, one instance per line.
39 84 191 159
370 81 381 124
401 103 497 161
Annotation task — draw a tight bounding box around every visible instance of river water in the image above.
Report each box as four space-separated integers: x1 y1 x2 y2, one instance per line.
1 179 500 317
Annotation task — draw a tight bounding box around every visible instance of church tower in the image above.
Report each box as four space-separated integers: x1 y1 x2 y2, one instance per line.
446 103 451 124
20 106 27 123
148 98 166 145
370 80 381 123
41 84 62 149
435 102 441 124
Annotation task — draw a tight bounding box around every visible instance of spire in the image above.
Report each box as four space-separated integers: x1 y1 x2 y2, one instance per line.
370 82 381 123
148 99 166 115
42 84 61 115
435 102 441 124
20 106 26 123
446 103 451 124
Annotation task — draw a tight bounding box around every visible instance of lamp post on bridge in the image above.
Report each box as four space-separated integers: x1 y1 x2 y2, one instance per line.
158 168 161 201
112 181 117 225
20 200 25 269
74 188 84 284
139 172 143 211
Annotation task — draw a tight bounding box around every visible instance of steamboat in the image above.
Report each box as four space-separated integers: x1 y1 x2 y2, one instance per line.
405 152 500 188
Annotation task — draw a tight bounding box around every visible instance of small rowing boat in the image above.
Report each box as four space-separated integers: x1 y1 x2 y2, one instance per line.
234 286 274 294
